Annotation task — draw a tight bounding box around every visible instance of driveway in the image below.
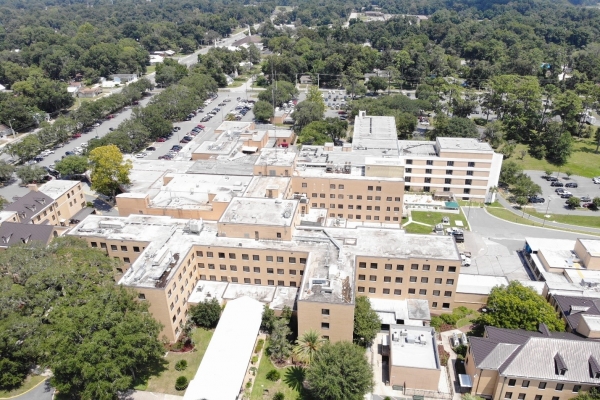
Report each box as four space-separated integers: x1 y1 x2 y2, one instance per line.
9 379 54 400
525 170 600 216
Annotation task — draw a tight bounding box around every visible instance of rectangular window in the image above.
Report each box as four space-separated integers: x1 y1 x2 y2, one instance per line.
376 186 381 191
425 177 431 183
242 254 249 260
230 265 237 271
290 269 297 275
426 160 433 165
442 303 450 309
243 266 250 272
411 264 418 270
552 398 559 400
369 275 377 281
254 279 261 284
266 256 273 262
433 290 440 296
111 245 117 251
397 265 404 271
518 394 526 400
207 251 214 258
419 289 427 295
277 256 284 262
91 242 98 247
426 169 432 174
133 246 140 252
359 262 366 268
522 381 530 388
370 263 378 269
208 264 215 269
467 170 474 176
384 276 391 283
196 251 203 257
277 269 284 274
466 179 472 185
244 278 251 283
408 288 416 294
358 274 365 281
383 288 390 294
447 279 455 285
253 267 260 273
395 277 403 283
368 287 376 293
509 379 516 386
406 159 413 164
535 396 542 400
505 393 513 400
468 162 475 167
447 161 454 166
124 257 130 263
220 264 226 270
446 170 453 175
445 178 452 184
435 278 442 284
368 186 373 191
267 268 274 274
358 286 365 293
556 384 564 391
421 277 428 283
394 289 401 295
321 322 330 329
253 255 259 261
218 252 225 259
322 309 330 315
444 291 452 297
449 266 456 273
268 280 274 285
229 253 236 259
410 276 417 282
289 257 296 263
573 386 581 393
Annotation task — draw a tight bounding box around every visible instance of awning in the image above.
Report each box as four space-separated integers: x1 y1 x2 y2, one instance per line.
459 374 473 388
241 146 258 153
445 201 459 209
376 311 397 325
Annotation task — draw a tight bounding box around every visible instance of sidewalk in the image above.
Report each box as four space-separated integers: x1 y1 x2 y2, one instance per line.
492 195 600 235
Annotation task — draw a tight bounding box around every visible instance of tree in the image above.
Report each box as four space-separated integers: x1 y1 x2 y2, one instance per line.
253 100 274 122
546 131 573 168
475 281 565 333
305 86 325 116
499 161 523 185
515 196 528 215
54 156 88 176
511 173 541 198
293 330 326 364
0 161 15 182
430 115 478 140
269 318 292 363
189 298 221 329
8 135 42 162
16 165 46 184
88 145 132 198
305 342 374 400
353 296 380 347
366 76 388 93
258 81 298 107
567 197 580 208
592 197 600 210
261 304 277 334
570 388 600 400
292 101 323 132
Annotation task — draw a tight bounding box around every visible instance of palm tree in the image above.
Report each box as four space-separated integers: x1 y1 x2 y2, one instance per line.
293 330 326 365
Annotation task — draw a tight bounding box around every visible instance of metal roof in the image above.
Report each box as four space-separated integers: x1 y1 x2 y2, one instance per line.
478 343 520 370
553 294 600 332
4 191 54 223
0 222 54 247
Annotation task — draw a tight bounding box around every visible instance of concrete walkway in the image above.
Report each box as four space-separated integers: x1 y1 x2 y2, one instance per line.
491 195 600 235
124 391 183 400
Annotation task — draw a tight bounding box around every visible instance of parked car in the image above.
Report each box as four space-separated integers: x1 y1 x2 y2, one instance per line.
197 124 205 129
72 133 82 139
581 196 592 203
529 196 545 203
157 137 167 142
561 191 573 198
65 151 75 156
135 153 147 158
551 181 564 187
146 147 156 152
555 188 566 194
565 182 578 188
547 177 559 182
593 177 600 184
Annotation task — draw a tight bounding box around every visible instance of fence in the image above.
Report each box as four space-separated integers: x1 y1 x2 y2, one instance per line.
404 388 453 400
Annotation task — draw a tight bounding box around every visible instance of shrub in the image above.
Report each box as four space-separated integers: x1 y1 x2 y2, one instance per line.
438 345 450 367
273 392 285 400
454 344 468 357
249 366 257 376
246 379 252 389
251 355 258 364
175 360 187 371
175 376 189 391
266 369 281 382
255 338 265 353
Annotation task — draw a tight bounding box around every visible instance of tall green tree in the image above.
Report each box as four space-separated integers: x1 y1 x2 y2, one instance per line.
16 165 46 184
475 281 565 333
88 145 132 198
293 330 326 365
269 318 292 363
353 296 380 346
292 101 323 132
189 298 222 329
54 155 89 176
305 342 374 400
253 100 274 122
0 161 15 182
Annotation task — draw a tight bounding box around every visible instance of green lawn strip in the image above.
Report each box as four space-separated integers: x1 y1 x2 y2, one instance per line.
456 311 480 329
525 208 600 229
404 222 436 234
410 210 469 230
0 375 46 398
250 351 302 400
136 328 213 394
145 65 156 74
485 206 600 236
512 141 600 178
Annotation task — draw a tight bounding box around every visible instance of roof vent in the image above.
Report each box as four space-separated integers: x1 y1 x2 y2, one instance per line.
570 305 590 314
589 355 600 379
555 353 568 375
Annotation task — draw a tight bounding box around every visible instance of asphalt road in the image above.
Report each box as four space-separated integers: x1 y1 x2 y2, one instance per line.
466 206 598 249
11 379 54 400
178 31 247 67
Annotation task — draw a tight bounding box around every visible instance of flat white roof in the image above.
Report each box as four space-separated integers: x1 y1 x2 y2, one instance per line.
184 296 263 400
457 274 509 295
389 324 438 369
38 180 80 199
436 137 493 152
578 239 600 257
219 197 298 226
582 314 600 331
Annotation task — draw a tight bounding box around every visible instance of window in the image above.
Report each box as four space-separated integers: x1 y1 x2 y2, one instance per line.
446 170 453 175
196 251 203 257
444 187 451 192
426 169 432 174
395 277 403 283
508 380 516 387
243 266 250 272
410 276 417 282
358 274 365 281
242 254 249 260
138 293 146 300
207 251 214 258
290 269 297 275
359 262 366 268
357 195 362 200
268 280 274 285
244 278 251 283
384 263 392 270
339 184 344 189
445 178 452 184
468 162 475 167
253 267 260 273
397 265 404 271
133 246 140 252
321 322 330 329
208 264 215 270
322 309 330 315
91 242 98 247
535 395 542 400
368 186 373 191
277 256 284 262
300 258 306 264
518 394 526 400
111 244 117 251
253 255 259 261
555 384 564 391
383 288 390 294
221 276 228 282
254 279 261 284
447 161 454 166
449 266 456 273
358 286 365 292
369 287 376 293
467 170 474 176
464 188 471 194
435 278 442 284
384 276 391 283
230 265 237 271
444 291 452 297
425 177 431 183
218 252 225 259
426 160 433 165
220 264 227 270
408 288 416 294
124 257 130 263
406 159 413 164
289 257 296 263
376 186 381 191
552 397 560 400
411 264 419 270
573 386 581 393
466 179 472 185
433 290 440 296
442 302 450 309
367 196 373 201
302 183 307 188
421 277 428 283
266 256 273 262
522 381 530 388
505 393 513 400
290 282 296 287
394 289 401 295
369 275 377 281
267 268 274 274
277 269 284 274
419 289 427 295
447 279 455 285
370 263 378 269
437 265 444 272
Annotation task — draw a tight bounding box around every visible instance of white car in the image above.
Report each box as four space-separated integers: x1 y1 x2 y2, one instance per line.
80 142 88 148
593 177 600 184
135 152 148 158
461 254 471 267
41 150 54 156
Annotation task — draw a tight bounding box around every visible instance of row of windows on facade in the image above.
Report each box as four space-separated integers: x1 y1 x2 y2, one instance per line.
358 263 457 273
405 168 476 176
199 263 305 275
507 380 581 392
406 160 477 167
200 275 299 286
306 193 403 203
405 186 472 195
358 275 455 285
405 177 474 185
316 204 401 211
504 384 582 400
327 213 400 221
91 242 143 252
357 286 453 297
300 184 400 193
196 251 307 263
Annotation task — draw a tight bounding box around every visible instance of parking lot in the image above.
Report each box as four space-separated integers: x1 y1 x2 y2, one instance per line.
526 170 600 215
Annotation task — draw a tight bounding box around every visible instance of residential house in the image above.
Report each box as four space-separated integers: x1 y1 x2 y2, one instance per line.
109 74 138 85
78 87 103 98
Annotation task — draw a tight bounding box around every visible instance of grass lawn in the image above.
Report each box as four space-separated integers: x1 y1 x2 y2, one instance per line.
404 223 436 234
250 352 303 400
135 328 213 395
145 65 156 74
513 140 600 178
0 375 46 398
526 208 600 229
456 311 480 329
486 206 544 227
411 210 469 229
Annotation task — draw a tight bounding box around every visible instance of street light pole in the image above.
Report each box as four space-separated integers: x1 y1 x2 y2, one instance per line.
542 199 551 227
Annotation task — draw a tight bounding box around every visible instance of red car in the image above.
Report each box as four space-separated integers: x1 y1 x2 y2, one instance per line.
72 133 82 139
157 137 166 142
197 124 205 129
106 114 115 119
